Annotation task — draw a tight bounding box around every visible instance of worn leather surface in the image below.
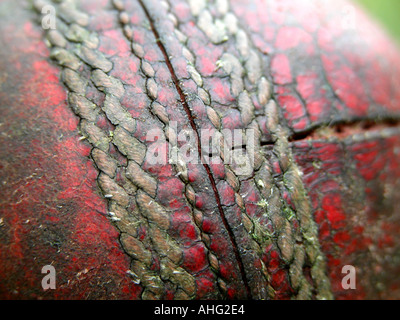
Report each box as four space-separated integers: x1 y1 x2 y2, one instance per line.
0 0 399 299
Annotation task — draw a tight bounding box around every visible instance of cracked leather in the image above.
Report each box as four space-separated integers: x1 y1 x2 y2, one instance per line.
0 0 400 300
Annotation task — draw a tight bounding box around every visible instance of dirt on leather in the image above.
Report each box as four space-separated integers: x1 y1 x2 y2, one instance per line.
0 0 400 300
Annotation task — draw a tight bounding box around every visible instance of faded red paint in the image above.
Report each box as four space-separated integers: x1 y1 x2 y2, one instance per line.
0 4 140 299
293 135 400 299
232 0 400 133
1 0 400 300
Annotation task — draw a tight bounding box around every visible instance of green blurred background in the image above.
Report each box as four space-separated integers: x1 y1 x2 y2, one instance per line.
355 0 400 44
